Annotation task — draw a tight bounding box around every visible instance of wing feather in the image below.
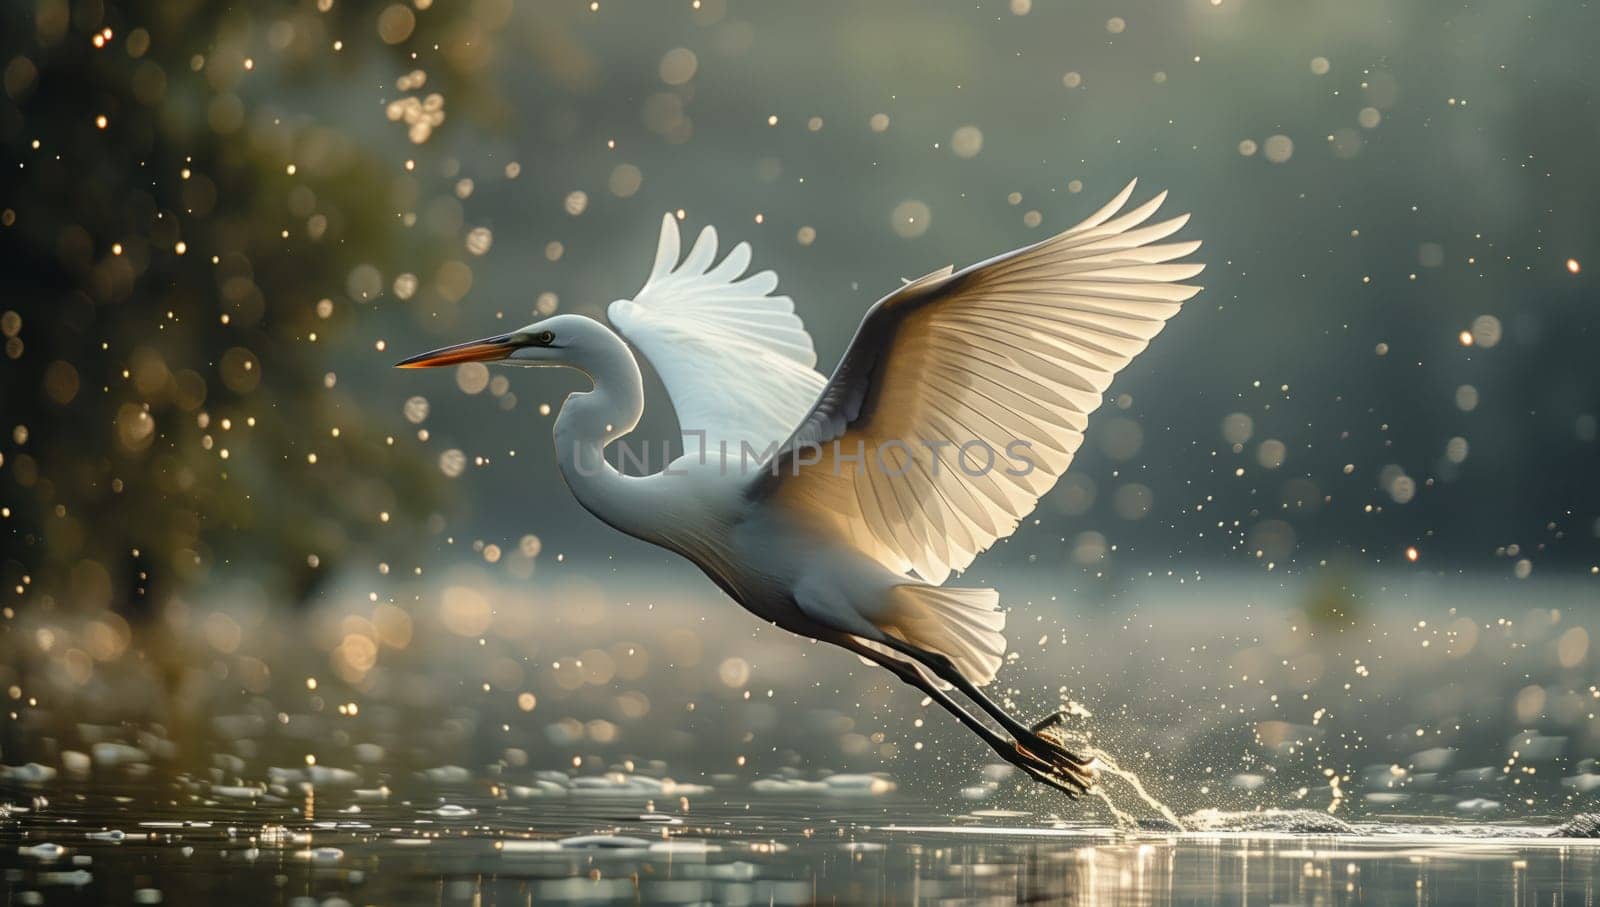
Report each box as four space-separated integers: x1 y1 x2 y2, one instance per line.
756 181 1203 583
610 215 826 455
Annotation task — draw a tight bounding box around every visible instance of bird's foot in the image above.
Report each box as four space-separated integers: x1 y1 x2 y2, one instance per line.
1016 760 1088 798
1011 736 1096 797
1018 723 1094 770
1007 710 1098 795
1023 711 1095 766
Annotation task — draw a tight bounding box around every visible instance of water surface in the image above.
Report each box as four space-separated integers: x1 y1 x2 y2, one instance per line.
6 780 1598 905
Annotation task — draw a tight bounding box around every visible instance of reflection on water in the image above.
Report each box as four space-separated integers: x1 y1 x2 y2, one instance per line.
7 573 1600 902
4 780 1599 905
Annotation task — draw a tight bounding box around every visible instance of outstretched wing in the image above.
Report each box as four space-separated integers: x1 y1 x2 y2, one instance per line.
609 214 826 456
757 181 1203 584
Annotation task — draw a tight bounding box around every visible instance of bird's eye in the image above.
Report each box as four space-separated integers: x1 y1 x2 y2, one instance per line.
538 331 555 345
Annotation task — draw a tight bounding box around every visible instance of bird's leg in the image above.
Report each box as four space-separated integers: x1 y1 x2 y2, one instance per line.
832 636 1087 797
875 638 1096 784
833 637 1010 751
871 637 1042 738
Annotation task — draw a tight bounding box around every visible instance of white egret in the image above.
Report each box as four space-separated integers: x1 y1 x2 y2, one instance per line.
398 181 1202 795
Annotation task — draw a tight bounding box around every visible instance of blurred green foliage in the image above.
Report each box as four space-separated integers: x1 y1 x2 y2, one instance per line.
0 0 463 617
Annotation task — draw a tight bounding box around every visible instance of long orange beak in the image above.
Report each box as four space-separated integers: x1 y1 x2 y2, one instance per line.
395 335 517 369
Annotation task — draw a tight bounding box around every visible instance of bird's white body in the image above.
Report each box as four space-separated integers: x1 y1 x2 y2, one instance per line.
400 181 1203 795
543 326 913 645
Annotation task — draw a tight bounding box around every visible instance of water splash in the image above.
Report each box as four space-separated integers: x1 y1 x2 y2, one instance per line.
1088 782 1142 830
1084 746 1188 832
1038 724 1186 831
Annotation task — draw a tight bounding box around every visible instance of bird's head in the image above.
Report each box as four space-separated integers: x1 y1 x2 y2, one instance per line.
395 313 601 370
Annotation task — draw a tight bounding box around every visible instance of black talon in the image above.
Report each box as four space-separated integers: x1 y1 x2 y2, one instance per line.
1013 738 1093 796
1019 727 1095 770
1008 748 1082 798
1019 761 1082 799
1030 711 1067 733
1024 714 1099 771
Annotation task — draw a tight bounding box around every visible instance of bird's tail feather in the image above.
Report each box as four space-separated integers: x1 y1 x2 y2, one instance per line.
885 584 1007 686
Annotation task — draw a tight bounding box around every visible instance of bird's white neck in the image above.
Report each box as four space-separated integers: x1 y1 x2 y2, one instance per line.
552 330 663 545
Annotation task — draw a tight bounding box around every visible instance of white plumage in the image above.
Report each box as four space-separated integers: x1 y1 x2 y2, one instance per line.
609 215 826 456
764 180 1202 584
398 182 1203 797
